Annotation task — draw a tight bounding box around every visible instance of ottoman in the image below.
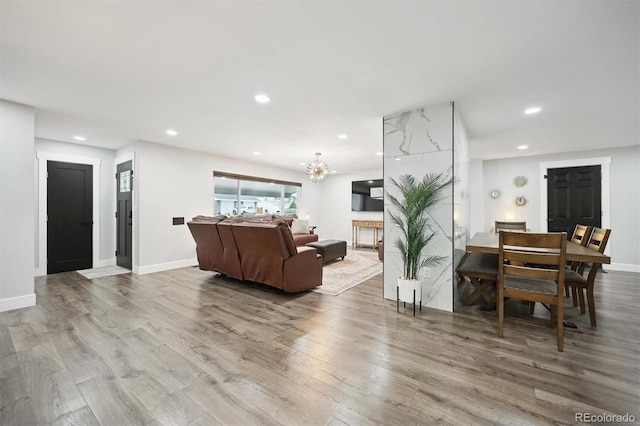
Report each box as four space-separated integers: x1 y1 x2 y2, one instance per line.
306 240 347 265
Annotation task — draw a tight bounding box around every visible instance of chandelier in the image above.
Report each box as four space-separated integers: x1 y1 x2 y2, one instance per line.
306 152 330 183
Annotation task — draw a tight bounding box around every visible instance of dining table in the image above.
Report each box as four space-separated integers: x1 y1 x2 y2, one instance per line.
466 232 611 264
460 232 611 309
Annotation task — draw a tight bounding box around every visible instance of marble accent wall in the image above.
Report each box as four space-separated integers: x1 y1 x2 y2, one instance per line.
452 104 471 306
383 103 455 311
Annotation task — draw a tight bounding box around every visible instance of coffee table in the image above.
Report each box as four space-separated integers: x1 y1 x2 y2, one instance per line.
306 240 347 265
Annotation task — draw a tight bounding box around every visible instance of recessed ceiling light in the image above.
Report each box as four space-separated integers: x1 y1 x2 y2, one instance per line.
524 107 541 115
518 145 528 150
367 180 374 183
166 129 178 136
375 152 383 156
253 151 261 155
331 170 337 174
337 134 348 140
255 94 270 103
395 158 401 161
73 136 85 141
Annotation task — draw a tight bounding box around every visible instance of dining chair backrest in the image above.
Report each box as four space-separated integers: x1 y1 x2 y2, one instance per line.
571 224 593 247
568 224 593 270
498 231 567 351
495 221 527 233
499 232 567 281
576 227 611 276
567 227 611 328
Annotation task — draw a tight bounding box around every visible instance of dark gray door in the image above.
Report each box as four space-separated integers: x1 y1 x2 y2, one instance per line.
116 161 133 269
547 165 601 236
47 161 93 273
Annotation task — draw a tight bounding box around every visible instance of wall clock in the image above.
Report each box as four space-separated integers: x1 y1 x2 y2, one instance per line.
515 196 527 206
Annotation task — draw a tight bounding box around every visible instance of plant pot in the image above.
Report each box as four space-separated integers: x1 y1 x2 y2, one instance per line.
397 278 422 316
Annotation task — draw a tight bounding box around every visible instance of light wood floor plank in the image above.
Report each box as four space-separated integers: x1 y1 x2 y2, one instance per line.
0 266 638 425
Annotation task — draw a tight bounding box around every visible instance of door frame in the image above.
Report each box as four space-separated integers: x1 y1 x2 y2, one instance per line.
115 152 136 272
36 151 101 276
539 156 610 255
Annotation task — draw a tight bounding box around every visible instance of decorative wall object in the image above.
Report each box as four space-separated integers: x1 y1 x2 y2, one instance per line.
489 188 502 200
514 175 528 187
515 196 527 206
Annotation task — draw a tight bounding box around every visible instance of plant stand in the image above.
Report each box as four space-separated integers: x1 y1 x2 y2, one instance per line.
397 279 422 316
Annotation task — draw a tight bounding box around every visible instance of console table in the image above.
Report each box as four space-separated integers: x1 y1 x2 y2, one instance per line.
352 220 383 249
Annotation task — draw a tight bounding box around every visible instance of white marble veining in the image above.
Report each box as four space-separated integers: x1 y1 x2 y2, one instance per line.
384 104 453 157
452 105 471 305
383 103 456 312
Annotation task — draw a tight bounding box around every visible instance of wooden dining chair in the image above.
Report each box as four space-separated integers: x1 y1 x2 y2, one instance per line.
565 227 611 327
564 224 593 297
495 221 527 233
498 231 567 352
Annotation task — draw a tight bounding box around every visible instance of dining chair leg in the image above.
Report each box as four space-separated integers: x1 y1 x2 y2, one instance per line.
572 286 579 307
587 286 597 328
550 305 557 329
578 288 586 314
529 302 535 314
557 301 564 352
497 289 504 338
564 285 570 298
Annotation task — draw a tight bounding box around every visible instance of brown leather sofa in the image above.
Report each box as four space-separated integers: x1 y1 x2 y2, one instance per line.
188 215 322 293
249 214 319 246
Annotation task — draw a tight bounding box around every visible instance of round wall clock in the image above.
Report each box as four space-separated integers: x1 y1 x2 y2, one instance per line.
514 176 528 187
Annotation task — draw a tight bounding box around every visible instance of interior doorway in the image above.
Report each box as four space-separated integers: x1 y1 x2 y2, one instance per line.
547 165 602 236
47 160 93 273
539 157 610 247
116 160 133 269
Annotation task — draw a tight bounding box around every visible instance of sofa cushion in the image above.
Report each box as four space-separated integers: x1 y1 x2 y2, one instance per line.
291 218 309 234
277 220 298 257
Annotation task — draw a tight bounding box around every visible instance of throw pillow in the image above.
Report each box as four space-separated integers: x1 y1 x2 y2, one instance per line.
290 218 309 235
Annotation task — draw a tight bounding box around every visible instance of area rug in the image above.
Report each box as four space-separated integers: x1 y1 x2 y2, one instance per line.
313 249 382 296
77 265 131 279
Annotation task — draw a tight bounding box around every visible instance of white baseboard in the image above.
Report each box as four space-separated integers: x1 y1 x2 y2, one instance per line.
134 258 198 275
606 263 640 273
34 267 46 277
0 293 36 312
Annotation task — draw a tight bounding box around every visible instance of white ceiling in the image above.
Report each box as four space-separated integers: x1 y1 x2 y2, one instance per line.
1 1 638 174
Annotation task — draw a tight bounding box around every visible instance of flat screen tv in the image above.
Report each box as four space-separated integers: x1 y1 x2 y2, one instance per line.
351 179 384 212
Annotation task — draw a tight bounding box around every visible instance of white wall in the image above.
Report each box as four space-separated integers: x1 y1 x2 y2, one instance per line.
316 169 383 244
34 139 117 274
482 145 640 271
132 140 322 274
0 100 35 312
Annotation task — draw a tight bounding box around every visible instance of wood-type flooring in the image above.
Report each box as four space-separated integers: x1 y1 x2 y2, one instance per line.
1 266 638 425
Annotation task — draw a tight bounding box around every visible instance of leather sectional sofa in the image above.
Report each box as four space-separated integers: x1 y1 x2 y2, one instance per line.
187 215 322 293
253 214 319 246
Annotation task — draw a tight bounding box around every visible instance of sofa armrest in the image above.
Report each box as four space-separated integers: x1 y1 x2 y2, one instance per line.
293 233 319 246
283 247 323 292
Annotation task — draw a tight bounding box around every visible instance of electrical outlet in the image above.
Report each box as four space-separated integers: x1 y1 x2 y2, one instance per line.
422 267 431 279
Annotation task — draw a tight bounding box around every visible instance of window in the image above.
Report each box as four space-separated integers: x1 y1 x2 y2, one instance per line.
213 171 301 217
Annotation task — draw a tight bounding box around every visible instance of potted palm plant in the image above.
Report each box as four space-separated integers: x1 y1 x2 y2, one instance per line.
386 172 454 307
